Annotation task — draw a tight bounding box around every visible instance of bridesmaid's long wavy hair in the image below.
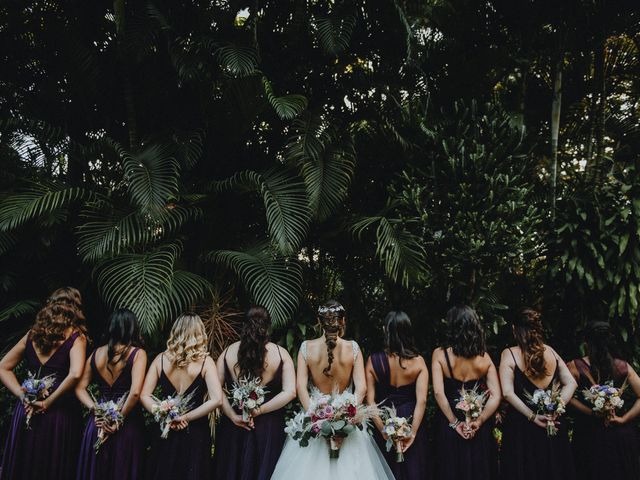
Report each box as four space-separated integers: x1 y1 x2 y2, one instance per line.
447 305 486 358
236 306 271 379
384 311 418 368
584 321 616 382
318 300 346 377
105 308 144 372
512 308 547 378
30 287 87 354
166 313 208 369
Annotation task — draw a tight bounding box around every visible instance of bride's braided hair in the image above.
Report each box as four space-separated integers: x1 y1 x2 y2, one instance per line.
513 308 547 378
318 300 346 377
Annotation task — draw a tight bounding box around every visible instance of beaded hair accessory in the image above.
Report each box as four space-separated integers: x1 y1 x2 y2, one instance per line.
318 305 345 314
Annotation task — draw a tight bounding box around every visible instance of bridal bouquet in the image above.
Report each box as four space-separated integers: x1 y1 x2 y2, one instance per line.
92 392 127 452
285 390 377 459
230 377 268 421
20 371 56 428
379 406 412 463
455 383 489 427
525 382 566 436
151 391 196 439
582 381 627 424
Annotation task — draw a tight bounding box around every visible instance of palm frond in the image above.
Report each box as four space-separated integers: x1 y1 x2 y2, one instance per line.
206 245 302 326
218 45 259 77
0 300 39 323
0 181 95 231
262 77 308 120
313 14 357 56
0 232 18 255
211 168 310 255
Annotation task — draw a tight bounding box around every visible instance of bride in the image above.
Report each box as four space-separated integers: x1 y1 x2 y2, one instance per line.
271 300 394 479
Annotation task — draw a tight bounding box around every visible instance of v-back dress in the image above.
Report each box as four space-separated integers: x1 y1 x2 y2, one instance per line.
146 355 211 480
435 348 498 480
1 332 84 480
76 347 145 480
500 348 575 480
213 347 287 480
271 341 394 480
370 351 432 480
571 357 640 480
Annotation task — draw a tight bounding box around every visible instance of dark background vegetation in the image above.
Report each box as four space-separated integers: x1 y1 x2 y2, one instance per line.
1 0 639 429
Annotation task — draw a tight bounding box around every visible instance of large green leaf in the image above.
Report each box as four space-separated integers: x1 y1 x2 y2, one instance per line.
313 14 357 56
217 45 259 77
211 168 310 255
207 245 302 326
96 243 210 333
262 77 308 120
0 300 39 323
0 182 94 231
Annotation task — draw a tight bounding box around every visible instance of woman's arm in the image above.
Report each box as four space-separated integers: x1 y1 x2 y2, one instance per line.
352 347 367 405
121 349 147 417
612 364 640 425
552 349 578 405
297 349 310 411
365 357 384 434
215 349 251 431
38 335 87 411
474 357 501 425
140 354 162 413
410 357 429 436
256 347 296 415
431 348 457 424
0 334 29 398
567 360 592 416
181 356 223 423
75 355 95 410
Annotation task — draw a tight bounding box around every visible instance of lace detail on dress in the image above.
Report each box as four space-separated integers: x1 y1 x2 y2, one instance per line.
300 341 308 361
351 341 360 361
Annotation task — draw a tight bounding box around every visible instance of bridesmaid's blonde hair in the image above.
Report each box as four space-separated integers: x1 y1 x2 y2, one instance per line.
166 313 208 368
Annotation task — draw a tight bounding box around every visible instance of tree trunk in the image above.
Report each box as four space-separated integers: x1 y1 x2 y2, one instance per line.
114 0 138 150
550 57 563 219
593 38 607 180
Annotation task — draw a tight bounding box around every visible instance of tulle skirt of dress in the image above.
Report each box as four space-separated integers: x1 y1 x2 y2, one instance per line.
270 428 395 480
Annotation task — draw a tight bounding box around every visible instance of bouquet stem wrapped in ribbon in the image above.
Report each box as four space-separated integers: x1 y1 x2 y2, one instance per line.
151 390 196 439
285 389 378 459
230 377 267 422
92 392 127 452
525 382 566 436
20 370 56 429
379 406 412 463
582 381 627 425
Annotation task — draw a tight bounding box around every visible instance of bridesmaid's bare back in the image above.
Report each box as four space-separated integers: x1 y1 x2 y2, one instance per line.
384 354 426 387
304 338 357 394
438 347 492 382
223 341 283 385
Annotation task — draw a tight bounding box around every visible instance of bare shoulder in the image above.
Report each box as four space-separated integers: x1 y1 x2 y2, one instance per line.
431 347 444 361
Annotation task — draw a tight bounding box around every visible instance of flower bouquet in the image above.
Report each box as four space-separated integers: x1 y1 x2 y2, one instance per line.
230 376 267 422
455 383 489 428
379 406 413 463
92 392 127 452
285 389 377 459
151 390 196 439
20 371 56 428
525 382 566 436
582 381 627 425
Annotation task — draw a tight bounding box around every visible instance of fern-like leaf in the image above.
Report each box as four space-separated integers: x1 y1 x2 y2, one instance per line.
262 77 308 120
217 45 259 77
0 300 39 323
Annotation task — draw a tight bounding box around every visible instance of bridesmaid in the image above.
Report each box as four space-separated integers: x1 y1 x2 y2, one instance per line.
499 308 577 480
431 305 501 480
75 308 147 480
0 287 88 480
366 310 431 479
141 313 223 480
213 306 296 480
567 321 640 479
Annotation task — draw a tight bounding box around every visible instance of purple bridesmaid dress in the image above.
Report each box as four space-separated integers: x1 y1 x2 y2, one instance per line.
146 355 211 480
500 348 576 480
213 348 286 480
370 351 432 480
571 358 640 480
76 348 145 480
435 349 498 480
1 332 84 480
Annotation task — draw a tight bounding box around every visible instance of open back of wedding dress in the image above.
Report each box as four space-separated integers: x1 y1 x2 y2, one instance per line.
270 341 395 480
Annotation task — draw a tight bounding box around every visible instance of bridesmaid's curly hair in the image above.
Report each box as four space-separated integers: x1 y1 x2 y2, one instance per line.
318 300 346 377
166 313 208 369
236 306 271 379
447 305 486 358
30 287 87 354
512 308 547 378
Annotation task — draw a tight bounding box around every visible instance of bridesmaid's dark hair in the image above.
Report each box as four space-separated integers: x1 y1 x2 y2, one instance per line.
512 308 547 378
384 311 418 368
30 287 87 354
318 300 346 377
584 321 615 382
447 305 486 358
105 308 143 371
237 306 271 379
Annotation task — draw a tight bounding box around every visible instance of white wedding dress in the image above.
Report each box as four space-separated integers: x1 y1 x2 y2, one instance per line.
270 341 394 480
